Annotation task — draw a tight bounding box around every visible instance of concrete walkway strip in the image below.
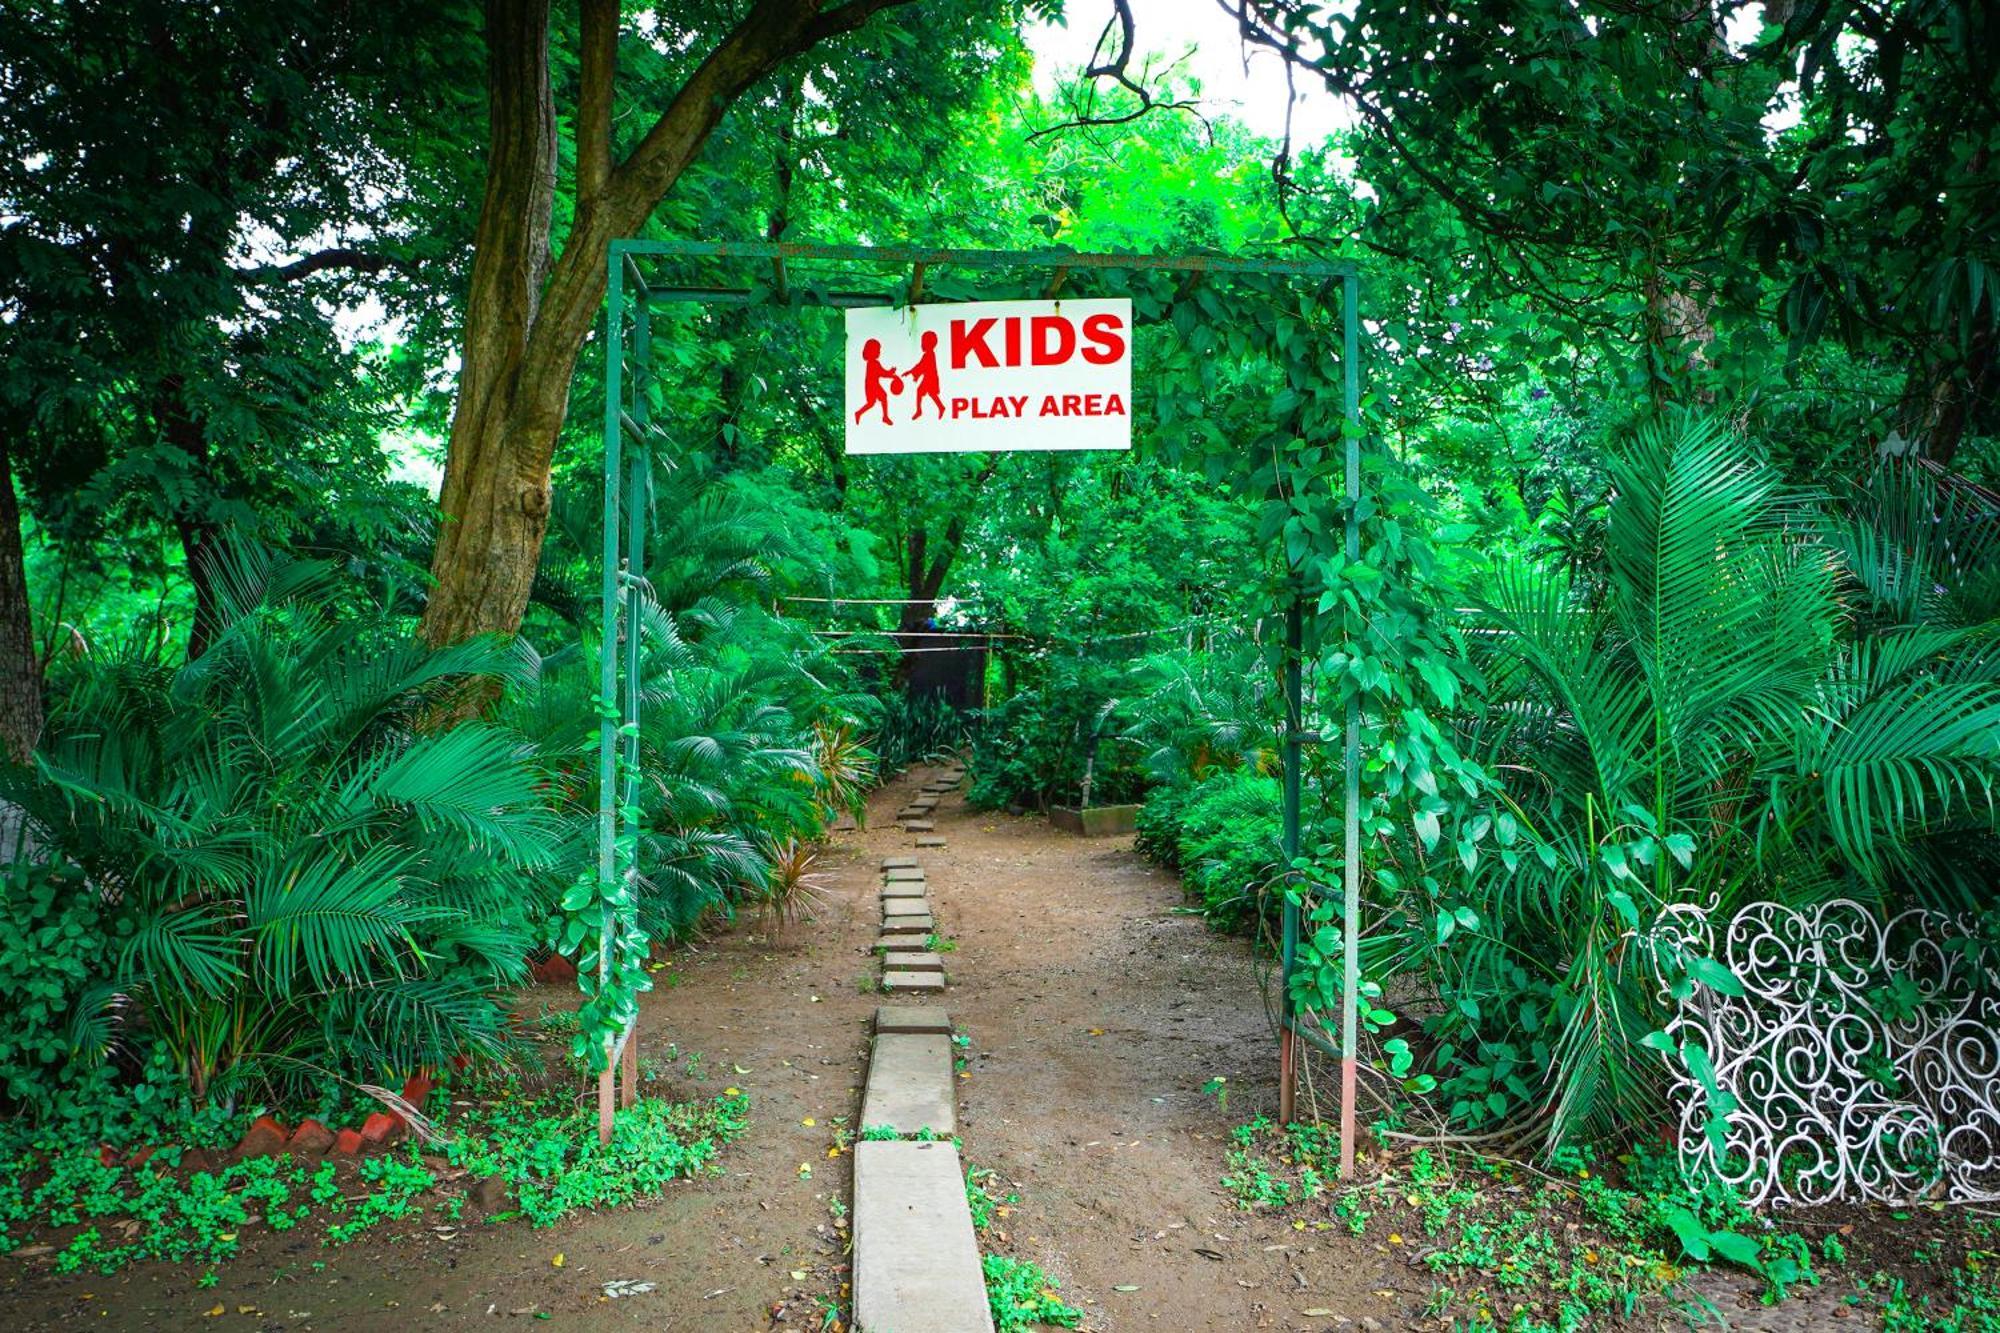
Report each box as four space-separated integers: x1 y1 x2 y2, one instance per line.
852 1141 993 1333
874 1005 951 1035
861 1033 957 1136
887 951 945 973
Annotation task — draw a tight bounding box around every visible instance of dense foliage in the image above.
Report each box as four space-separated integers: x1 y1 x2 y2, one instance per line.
0 0 1995 1206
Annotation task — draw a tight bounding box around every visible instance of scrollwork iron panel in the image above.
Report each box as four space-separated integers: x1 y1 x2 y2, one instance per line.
1661 898 2000 1208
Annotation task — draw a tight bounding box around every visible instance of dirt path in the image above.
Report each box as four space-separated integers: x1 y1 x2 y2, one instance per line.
899 776 1412 1332
6 768 1416 1331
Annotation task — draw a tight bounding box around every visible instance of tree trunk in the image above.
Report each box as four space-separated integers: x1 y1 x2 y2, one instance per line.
148 374 228 659
892 458 999 682
422 0 912 647
423 0 560 647
0 435 43 763
1904 322 1996 467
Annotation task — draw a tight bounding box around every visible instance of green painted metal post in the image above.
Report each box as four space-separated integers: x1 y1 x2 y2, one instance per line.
1338 273 1363 1177
595 249 626 1146
1277 590 1304 1126
616 287 651 1112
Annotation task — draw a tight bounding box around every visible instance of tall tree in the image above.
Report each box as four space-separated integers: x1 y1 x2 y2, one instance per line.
0 0 481 753
0 439 38 762
421 0 974 646
1100 0 2000 460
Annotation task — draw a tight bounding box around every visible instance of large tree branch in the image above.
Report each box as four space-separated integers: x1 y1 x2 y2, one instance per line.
1028 0 1210 142
609 0 911 216
1217 0 1534 243
232 247 415 284
576 0 617 204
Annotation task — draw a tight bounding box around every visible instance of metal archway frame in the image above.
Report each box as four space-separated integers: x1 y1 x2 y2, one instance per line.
594 239 1365 1167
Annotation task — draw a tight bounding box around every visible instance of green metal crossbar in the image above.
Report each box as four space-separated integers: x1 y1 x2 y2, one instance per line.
595 240 1364 1165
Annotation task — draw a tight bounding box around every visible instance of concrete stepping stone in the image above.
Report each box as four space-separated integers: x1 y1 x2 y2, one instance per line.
916 835 946 848
902 820 936 832
883 896 930 914
881 914 934 935
881 883 927 899
911 794 938 808
887 951 945 973
882 857 919 870
896 808 926 821
860 1033 956 1135
875 1005 951 1035
876 933 928 952
882 970 946 993
884 866 926 882
853 1141 992 1333
832 812 859 831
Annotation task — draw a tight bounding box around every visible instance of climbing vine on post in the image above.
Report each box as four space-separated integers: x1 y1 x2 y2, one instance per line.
562 729 652 1074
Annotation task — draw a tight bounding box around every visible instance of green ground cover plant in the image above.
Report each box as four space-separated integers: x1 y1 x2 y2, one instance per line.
1222 1116 2000 1332
1224 1119 1814 1328
983 1254 1084 1332
0 1072 747 1277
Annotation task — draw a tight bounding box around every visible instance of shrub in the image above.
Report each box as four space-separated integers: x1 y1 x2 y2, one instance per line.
1136 769 1284 937
0 859 130 1123
5 547 550 1109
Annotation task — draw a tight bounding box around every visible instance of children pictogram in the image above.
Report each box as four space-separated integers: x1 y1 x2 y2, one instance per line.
852 337 899 425
905 330 945 420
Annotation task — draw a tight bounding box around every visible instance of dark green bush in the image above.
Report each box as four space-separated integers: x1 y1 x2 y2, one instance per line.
1137 769 1284 936
969 658 1146 812
0 859 128 1122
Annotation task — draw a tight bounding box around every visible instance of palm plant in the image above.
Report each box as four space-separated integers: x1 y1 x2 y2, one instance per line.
6 545 552 1107
1121 638 1280 783
1397 415 2000 1148
511 462 872 947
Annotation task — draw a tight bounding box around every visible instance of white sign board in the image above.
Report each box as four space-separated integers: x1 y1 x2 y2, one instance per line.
844 298 1132 455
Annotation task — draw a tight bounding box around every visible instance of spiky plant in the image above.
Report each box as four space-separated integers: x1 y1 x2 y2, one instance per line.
757 837 831 940
812 720 877 824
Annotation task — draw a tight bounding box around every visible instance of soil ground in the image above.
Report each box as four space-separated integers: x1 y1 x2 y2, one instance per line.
20 766 1923 1331
3 766 1423 1331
